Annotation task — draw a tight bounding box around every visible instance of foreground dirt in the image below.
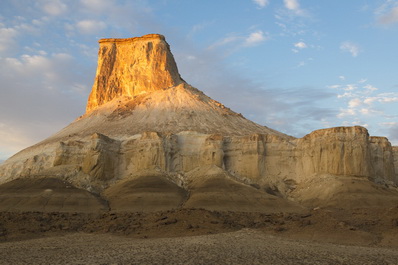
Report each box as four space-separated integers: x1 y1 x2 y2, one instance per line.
1 207 398 264
1 230 398 265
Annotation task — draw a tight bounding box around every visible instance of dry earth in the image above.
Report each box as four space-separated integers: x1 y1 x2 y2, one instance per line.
1 229 398 265
1 207 398 264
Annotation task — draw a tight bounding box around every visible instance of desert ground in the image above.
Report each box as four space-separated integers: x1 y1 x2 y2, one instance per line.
1 207 398 264
1 230 398 265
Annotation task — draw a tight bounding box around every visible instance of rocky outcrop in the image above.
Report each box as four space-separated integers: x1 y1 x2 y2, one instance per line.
86 34 182 112
296 126 373 179
0 34 397 212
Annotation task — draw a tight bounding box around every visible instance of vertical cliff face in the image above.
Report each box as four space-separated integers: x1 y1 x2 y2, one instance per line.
296 126 373 179
86 34 183 112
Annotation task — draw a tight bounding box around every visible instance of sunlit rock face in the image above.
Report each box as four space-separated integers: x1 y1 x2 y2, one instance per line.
0 34 397 212
86 34 182 112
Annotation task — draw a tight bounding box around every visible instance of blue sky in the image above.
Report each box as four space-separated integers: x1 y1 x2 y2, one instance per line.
1 0 398 160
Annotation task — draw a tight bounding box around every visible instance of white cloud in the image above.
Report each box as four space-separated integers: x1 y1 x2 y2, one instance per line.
294 41 307 49
39 0 68 16
76 19 107 34
339 76 346 81
253 0 270 9
340 41 361 57
244 30 268 46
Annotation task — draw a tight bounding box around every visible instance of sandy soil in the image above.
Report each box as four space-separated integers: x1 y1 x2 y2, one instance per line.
1 230 398 265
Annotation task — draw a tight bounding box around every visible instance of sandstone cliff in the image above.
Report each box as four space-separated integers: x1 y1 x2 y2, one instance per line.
0 34 397 212
86 34 182 112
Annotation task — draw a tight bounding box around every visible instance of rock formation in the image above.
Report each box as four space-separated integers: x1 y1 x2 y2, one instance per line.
86 34 183 112
0 34 397 212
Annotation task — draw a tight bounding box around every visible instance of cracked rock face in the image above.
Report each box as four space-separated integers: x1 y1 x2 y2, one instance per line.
0 34 397 213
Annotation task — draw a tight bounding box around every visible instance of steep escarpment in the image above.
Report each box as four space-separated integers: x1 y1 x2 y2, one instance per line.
0 34 397 213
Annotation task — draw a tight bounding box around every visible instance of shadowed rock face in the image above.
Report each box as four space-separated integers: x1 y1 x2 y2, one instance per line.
0 34 397 213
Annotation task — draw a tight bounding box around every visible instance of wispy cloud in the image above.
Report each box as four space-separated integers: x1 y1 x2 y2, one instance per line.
340 41 361 57
375 1 398 25
176 44 335 139
80 0 113 13
274 0 311 38
76 20 107 34
378 6 398 24
331 79 398 140
207 35 241 50
38 0 68 16
0 51 92 159
348 98 362 108
208 30 269 50
253 0 269 9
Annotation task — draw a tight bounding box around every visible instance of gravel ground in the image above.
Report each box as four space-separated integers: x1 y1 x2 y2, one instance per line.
1 229 397 265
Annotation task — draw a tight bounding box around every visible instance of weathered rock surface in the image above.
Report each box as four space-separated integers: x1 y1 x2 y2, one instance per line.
86 34 182 112
0 34 397 212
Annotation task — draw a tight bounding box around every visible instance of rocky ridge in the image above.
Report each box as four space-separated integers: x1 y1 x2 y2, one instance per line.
0 34 397 213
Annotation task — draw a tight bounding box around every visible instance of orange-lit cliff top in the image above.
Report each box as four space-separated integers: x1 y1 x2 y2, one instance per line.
98 34 165 43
